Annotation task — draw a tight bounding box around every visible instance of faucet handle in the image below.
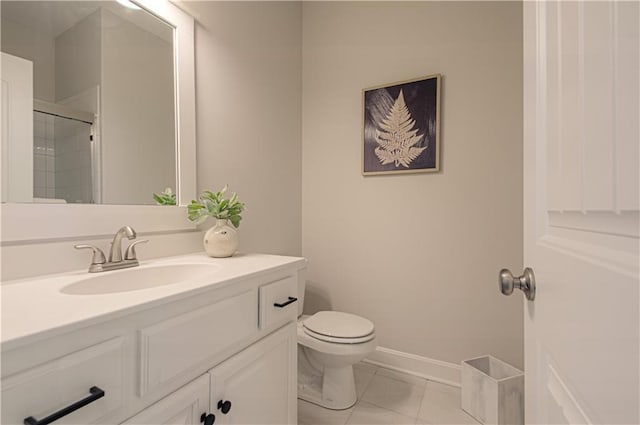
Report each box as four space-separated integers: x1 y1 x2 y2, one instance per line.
124 239 148 261
74 244 106 265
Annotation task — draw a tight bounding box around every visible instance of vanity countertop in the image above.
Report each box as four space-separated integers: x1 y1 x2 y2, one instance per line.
1 253 306 350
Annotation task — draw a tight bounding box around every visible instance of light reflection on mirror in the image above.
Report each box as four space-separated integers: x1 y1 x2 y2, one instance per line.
1 1 176 205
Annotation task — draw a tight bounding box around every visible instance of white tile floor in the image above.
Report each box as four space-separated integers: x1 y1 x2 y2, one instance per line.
298 363 479 425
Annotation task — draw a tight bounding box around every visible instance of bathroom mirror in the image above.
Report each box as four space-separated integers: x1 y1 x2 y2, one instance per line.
1 0 190 205
1 0 195 243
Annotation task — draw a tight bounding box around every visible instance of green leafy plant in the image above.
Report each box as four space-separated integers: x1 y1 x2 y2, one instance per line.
153 187 176 205
188 185 245 228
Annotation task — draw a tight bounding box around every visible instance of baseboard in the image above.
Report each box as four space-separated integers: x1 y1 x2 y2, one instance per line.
364 346 461 387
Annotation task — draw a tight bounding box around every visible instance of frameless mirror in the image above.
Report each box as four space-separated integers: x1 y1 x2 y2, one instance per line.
1 0 177 205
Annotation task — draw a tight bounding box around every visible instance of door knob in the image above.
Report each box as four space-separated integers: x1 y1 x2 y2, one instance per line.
499 268 536 301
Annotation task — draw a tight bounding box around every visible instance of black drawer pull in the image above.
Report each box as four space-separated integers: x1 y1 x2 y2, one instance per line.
273 297 297 308
24 386 105 425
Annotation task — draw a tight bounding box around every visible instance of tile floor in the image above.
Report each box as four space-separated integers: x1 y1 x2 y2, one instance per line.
298 362 480 425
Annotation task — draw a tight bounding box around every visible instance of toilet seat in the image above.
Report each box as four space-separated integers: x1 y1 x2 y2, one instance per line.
303 311 375 344
298 320 378 356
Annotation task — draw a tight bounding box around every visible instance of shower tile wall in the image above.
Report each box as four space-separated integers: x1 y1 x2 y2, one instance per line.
33 111 56 199
33 111 93 203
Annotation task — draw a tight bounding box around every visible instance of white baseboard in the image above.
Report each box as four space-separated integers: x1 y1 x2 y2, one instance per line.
364 346 461 387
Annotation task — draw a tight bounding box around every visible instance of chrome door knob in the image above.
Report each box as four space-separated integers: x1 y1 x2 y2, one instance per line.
499 268 536 301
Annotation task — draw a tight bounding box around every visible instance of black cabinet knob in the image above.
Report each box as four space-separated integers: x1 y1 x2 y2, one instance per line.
200 413 215 425
217 400 232 414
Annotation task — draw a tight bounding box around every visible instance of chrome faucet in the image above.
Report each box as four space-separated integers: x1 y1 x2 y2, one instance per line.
109 225 136 262
75 226 148 273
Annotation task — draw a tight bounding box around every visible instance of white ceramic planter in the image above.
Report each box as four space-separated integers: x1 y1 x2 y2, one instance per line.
461 355 524 425
203 219 238 258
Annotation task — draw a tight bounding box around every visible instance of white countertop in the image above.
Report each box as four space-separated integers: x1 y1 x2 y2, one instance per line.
1 253 306 350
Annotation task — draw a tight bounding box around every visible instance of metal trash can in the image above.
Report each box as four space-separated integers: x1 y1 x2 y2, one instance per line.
461 355 524 425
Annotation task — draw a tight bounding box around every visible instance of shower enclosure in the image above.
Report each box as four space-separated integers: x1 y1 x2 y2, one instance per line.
33 100 97 204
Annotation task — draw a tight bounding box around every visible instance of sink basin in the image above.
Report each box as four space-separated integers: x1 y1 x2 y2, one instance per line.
61 263 221 295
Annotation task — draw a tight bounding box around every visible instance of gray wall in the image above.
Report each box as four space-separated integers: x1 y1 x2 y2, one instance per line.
54 10 101 103
301 1 524 368
191 1 302 256
1 5 55 102
100 9 175 205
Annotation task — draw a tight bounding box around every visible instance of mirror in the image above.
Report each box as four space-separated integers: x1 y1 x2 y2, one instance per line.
1 0 177 205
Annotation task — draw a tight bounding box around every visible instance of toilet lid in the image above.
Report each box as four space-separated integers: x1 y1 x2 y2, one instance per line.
303 311 375 340
303 327 375 344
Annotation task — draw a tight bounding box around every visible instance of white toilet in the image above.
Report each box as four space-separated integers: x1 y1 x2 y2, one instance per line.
297 279 377 410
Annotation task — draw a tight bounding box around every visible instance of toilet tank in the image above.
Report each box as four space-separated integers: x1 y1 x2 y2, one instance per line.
297 269 306 318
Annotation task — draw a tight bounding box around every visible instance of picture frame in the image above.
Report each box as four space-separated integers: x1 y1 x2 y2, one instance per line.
362 74 441 176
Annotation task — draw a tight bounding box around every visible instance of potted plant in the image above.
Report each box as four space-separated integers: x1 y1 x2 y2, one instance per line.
187 186 245 257
153 187 177 205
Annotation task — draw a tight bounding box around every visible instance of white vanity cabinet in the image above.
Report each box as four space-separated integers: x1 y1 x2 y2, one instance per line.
125 322 297 425
122 374 210 425
208 323 297 425
1 254 304 425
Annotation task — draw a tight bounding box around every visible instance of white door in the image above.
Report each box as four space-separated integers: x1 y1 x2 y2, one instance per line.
209 323 297 425
523 1 639 424
123 374 210 425
1 52 33 203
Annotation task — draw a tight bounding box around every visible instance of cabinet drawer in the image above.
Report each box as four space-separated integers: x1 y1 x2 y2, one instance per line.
139 289 257 396
259 276 298 330
123 374 209 425
1 337 124 425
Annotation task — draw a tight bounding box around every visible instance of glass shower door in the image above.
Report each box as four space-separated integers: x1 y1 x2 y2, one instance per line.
33 110 94 203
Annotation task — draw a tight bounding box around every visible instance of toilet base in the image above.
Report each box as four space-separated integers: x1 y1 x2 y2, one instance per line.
296 315 377 411
298 350 357 410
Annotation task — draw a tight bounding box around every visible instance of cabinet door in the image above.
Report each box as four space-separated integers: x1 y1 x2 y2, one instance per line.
123 374 210 425
209 323 297 424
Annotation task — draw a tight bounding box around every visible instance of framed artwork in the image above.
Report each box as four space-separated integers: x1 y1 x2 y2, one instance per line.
362 74 441 175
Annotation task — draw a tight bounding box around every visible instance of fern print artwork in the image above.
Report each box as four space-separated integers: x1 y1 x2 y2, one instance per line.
363 74 441 175
374 90 426 168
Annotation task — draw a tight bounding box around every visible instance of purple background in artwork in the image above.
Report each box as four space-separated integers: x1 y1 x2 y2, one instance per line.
363 77 438 173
